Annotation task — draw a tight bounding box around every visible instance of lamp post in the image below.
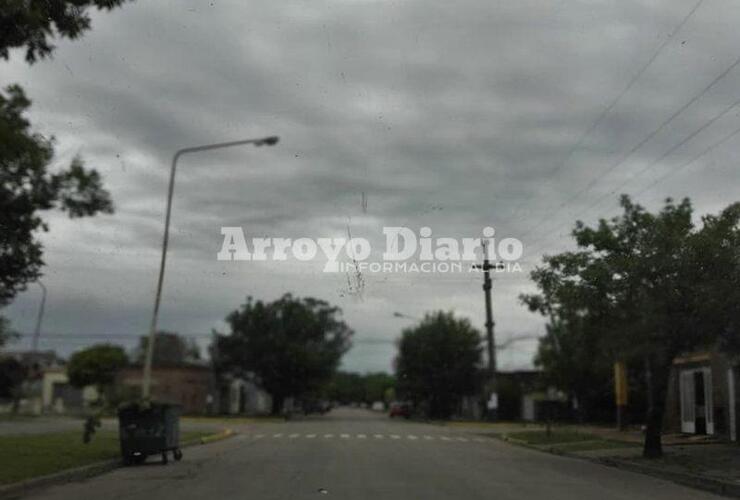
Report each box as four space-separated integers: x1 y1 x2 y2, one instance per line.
31 280 47 352
141 136 279 399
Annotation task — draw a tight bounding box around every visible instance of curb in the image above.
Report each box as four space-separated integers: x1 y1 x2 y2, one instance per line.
596 457 740 498
498 434 740 498
0 429 236 500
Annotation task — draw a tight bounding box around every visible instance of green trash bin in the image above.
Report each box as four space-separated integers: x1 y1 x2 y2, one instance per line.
118 403 182 465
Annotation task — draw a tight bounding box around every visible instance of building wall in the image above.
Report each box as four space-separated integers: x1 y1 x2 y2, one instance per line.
118 366 214 414
665 350 736 439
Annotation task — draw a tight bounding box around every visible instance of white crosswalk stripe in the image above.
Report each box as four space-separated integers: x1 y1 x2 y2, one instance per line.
255 432 490 443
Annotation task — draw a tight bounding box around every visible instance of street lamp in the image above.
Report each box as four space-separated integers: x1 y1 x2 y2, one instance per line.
141 136 280 399
31 280 47 352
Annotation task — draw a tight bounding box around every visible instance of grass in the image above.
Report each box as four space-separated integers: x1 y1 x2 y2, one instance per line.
506 430 637 452
182 415 284 425
0 429 212 486
507 430 596 445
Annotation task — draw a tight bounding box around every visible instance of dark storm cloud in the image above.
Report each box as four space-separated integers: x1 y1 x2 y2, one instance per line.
5 0 740 371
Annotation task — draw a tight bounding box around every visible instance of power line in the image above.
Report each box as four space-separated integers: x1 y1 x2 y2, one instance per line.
516 50 740 248
506 0 706 223
524 118 740 258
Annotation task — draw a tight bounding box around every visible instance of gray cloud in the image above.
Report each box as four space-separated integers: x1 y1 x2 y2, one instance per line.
4 0 740 373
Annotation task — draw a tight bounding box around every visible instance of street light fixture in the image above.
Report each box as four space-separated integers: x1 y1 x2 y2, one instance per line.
141 135 280 399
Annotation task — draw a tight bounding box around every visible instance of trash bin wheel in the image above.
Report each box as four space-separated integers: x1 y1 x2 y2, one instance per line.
161 452 168 465
173 449 183 461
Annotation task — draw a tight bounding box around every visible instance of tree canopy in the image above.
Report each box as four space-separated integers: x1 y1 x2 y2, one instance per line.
395 311 483 419
0 0 129 63
212 294 353 415
67 344 128 391
522 195 740 457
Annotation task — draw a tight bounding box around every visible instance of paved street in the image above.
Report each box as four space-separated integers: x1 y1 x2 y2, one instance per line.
24 408 722 500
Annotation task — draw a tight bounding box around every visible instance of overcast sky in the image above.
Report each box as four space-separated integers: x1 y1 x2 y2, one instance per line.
4 0 740 373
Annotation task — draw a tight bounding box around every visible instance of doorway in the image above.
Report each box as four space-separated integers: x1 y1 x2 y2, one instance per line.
679 367 714 435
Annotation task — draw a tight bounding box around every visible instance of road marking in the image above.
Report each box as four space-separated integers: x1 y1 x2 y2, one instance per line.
306 434 316 439
407 435 418 440
255 434 265 439
374 434 384 439
340 433 350 439
289 433 300 439
423 435 434 440
473 438 485 443
324 434 334 438
357 434 367 439
440 436 451 441
390 434 401 439
456 437 468 442
273 433 283 438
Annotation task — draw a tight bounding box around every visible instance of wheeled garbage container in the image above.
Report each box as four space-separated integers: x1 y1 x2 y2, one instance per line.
118 403 182 465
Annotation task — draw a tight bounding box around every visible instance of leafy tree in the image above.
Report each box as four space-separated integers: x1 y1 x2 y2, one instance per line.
213 294 353 415
395 311 483 419
135 331 200 366
0 86 113 307
1 1 127 328
0 357 26 412
67 344 128 393
327 371 365 404
522 195 740 458
0 0 129 63
363 372 395 404
67 343 128 441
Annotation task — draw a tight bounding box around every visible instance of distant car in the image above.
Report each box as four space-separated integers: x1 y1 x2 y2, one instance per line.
389 402 411 419
371 401 385 411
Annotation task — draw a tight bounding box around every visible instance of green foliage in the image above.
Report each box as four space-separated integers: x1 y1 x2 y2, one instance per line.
521 195 740 456
67 344 128 391
327 371 395 404
0 357 25 399
0 85 113 307
395 311 483 419
0 0 130 63
213 294 353 414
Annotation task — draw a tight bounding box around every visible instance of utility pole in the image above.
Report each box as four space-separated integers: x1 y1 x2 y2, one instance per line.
473 242 503 418
32 281 47 352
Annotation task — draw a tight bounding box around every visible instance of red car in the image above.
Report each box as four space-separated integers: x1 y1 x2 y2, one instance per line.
389 402 411 419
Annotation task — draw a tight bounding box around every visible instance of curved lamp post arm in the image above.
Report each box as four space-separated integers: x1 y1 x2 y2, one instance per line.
142 135 279 399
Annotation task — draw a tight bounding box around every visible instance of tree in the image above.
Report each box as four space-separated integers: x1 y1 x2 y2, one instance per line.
0 86 114 307
363 372 395 404
212 294 353 415
0 357 26 412
67 344 128 393
395 311 483 419
1 0 127 333
522 195 740 458
135 331 200 366
1 0 129 63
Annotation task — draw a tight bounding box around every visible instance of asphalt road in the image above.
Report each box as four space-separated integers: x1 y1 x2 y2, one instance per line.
25 408 722 500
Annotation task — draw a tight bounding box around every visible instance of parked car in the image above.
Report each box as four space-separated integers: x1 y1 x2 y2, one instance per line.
389 402 411 419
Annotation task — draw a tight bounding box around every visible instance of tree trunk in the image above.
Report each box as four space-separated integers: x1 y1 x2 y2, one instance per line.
642 355 668 459
271 395 285 416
